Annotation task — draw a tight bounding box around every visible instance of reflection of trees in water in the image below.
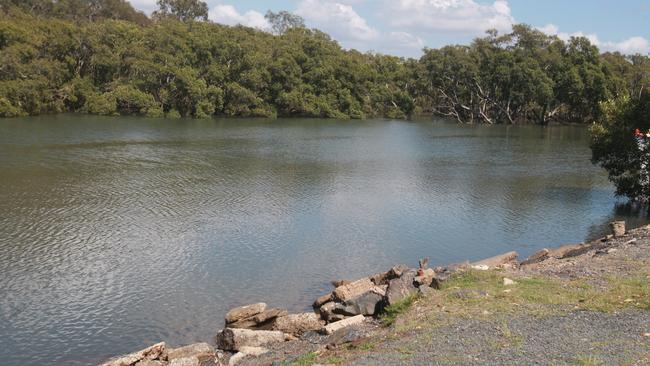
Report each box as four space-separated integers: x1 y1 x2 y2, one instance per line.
585 202 649 240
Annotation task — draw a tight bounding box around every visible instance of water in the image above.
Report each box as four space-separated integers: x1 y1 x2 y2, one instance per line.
0 115 645 365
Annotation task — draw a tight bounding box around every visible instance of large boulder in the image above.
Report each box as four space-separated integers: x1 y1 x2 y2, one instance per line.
332 278 374 302
385 270 418 306
272 313 324 335
215 328 285 352
225 303 267 325
343 289 384 316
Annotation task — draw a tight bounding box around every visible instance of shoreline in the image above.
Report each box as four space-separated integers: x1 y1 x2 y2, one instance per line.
99 220 649 366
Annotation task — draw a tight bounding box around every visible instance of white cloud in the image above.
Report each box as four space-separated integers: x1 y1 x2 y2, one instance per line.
208 4 270 30
295 0 379 42
382 0 515 36
538 23 650 55
602 36 650 55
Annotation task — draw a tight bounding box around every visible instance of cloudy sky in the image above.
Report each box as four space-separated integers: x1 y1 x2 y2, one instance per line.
129 0 650 58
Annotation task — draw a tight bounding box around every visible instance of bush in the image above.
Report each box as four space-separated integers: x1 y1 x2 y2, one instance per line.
590 92 650 200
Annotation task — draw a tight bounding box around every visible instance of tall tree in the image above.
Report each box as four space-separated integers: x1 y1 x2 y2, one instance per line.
153 0 208 22
264 10 304 35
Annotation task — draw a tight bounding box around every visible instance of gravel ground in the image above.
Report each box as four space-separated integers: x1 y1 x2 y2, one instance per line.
348 311 650 365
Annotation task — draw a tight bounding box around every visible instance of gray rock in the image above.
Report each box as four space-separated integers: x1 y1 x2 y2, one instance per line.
272 312 324 335
331 303 359 317
225 303 267 324
327 327 368 347
344 290 384 316
385 270 418 306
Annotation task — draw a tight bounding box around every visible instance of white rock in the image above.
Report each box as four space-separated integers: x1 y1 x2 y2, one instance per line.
323 314 365 335
216 328 285 351
503 278 516 286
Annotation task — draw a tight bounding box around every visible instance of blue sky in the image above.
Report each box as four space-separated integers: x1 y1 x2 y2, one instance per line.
130 0 650 57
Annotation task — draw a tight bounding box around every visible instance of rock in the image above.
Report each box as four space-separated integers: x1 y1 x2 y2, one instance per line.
313 293 333 308
215 328 285 351
418 257 429 269
471 264 489 271
385 270 418 306
520 249 550 266
169 353 218 366
610 221 626 237
168 343 213 361
252 308 288 324
226 318 259 330
135 361 164 366
418 286 436 296
388 265 410 278
272 313 324 335
434 261 469 282
344 290 384 316
327 314 348 322
471 251 518 269
331 279 352 287
326 327 368 347
333 278 374 302
503 278 516 286
100 342 167 366
369 271 390 285
323 314 365 335
414 268 437 288
331 303 359 317
225 303 267 324
318 301 337 321
228 347 269 366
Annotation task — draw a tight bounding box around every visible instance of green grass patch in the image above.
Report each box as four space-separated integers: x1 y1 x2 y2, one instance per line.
283 351 318 366
381 293 419 326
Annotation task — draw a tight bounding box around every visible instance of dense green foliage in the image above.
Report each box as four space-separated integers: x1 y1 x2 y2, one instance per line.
591 92 650 200
0 0 648 123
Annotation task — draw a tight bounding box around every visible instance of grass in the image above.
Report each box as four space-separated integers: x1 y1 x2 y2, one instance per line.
380 293 419 326
571 354 604 366
283 351 318 366
433 268 650 318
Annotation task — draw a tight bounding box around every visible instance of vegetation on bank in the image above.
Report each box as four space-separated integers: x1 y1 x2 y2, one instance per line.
0 0 648 123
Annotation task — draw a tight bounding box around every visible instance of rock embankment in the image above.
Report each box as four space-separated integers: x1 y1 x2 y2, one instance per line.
100 220 637 366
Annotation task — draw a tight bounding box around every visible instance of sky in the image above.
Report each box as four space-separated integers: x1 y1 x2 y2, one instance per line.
129 0 650 58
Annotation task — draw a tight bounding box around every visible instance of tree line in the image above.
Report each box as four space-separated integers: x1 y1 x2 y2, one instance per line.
0 0 648 124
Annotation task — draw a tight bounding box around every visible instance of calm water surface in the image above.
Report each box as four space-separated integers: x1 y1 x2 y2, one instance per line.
0 116 646 365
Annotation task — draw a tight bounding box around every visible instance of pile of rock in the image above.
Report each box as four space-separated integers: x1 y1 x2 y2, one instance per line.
313 259 440 326
221 302 323 336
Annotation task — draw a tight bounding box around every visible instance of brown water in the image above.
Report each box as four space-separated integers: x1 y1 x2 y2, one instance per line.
0 115 645 365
